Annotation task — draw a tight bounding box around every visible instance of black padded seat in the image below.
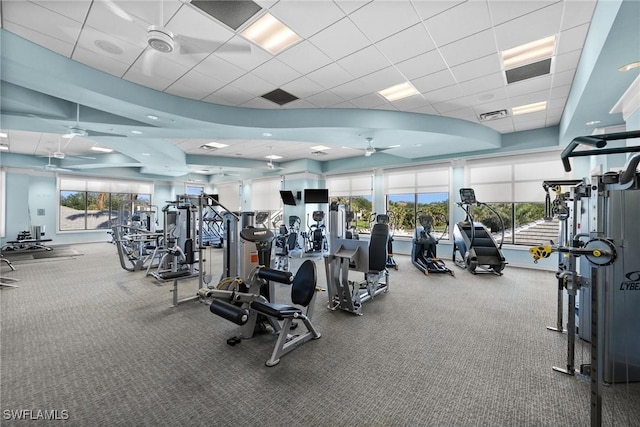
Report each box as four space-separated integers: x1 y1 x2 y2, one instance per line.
369 223 389 273
250 302 301 319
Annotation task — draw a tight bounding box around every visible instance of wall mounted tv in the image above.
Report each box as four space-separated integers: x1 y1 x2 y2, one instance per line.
279 190 297 206
304 189 329 204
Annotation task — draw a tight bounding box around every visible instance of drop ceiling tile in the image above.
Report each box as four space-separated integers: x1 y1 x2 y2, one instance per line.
487 1 559 26
408 104 439 115
550 84 572 100
282 99 317 109
129 51 191 82
510 90 550 108
213 36 271 71
203 85 254 106
391 95 431 111
240 97 280 109
444 107 477 121
349 93 388 109
494 2 564 51
2 22 75 57
423 84 465 104
30 0 92 23
280 77 324 100
84 3 148 49
424 1 492 47
167 5 237 49
115 0 183 27
332 100 358 109
412 69 457 94
334 1 372 16
164 82 206 101
306 90 345 108
251 59 301 87
554 49 582 73
432 98 469 114
482 118 515 134
229 73 278 97
191 54 247 85
375 23 436 64
349 1 420 43
337 46 391 78
514 115 547 132
371 104 398 112
71 46 131 78
358 66 406 92
76 26 145 65
331 79 369 100
557 23 590 54
412 0 465 20
507 74 552 98
277 41 334 75
459 72 505 96
309 17 370 61
270 1 345 38
438 29 497 67
561 0 597 30
547 97 567 110
552 69 576 88
306 63 355 90
123 66 175 92
3 1 82 45
169 69 228 99
450 54 502 83
395 50 448 80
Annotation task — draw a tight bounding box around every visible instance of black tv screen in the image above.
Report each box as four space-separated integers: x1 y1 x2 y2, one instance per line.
304 189 329 204
279 190 297 206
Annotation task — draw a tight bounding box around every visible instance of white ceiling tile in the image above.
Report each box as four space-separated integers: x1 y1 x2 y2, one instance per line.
113 0 182 27
507 74 552 98
349 93 388 109
424 1 492 47
213 36 271 71
282 99 317 109
83 4 148 49
169 69 228 99
561 0 597 30
2 21 75 57
482 118 515 134
514 116 547 132
547 97 567 110
3 1 82 45
203 86 254 106
251 59 301 87
277 41 333 75
309 17 371 61
76 26 145 65
450 54 502 82
557 23 590 55
240 97 280 109
459 72 505 95
128 50 191 82
333 1 372 15
375 23 436 64
164 82 208 101
29 0 92 23
123 67 174 92
332 100 358 109
191 55 247 85
395 50 448 80
349 1 420 43
510 90 550 108
487 1 560 26
228 73 277 97
552 69 576 88
549 84 572 100
391 94 431 111
554 49 582 73
270 1 345 38
412 0 466 20
433 99 470 114
358 66 406 92
438 29 497 67
306 90 345 108
371 103 398 112
71 46 131 78
281 76 325 98
167 5 237 49
412 69 457 94
306 63 355 90
494 2 564 51
423 84 465 104
408 104 439 115
445 107 477 120
331 79 368 100
337 46 391 78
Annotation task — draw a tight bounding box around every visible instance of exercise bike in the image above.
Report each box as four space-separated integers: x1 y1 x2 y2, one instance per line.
452 188 507 275
411 212 454 276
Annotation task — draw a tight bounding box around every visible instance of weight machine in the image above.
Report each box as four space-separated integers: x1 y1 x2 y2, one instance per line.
324 203 389 315
371 212 398 270
529 129 640 426
111 199 162 272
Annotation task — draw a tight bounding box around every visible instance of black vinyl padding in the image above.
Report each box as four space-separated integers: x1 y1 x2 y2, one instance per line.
291 259 317 307
210 299 249 325
369 223 389 272
250 301 301 319
257 268 293 283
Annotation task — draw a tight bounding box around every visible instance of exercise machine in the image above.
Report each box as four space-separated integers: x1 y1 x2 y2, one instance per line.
345 210 359 240
305 210 326 253
324 203 389 315
530 129 640 426
452 188 507 275
371 212 398 270
412 212 453 276
111 200 162 272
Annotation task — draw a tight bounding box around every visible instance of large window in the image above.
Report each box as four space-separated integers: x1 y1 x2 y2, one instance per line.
58 178 152 231
330 195 373 233
327 173 373 233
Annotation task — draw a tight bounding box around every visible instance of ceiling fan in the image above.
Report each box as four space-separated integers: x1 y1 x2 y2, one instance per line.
30 103 126 140
37 136 96 161
104 0 250 74
43 153 72 173
363 137 390 157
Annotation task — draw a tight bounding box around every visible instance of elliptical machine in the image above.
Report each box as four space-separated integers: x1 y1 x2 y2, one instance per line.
305 210 326 253
452 188 507 275
412 212 454 276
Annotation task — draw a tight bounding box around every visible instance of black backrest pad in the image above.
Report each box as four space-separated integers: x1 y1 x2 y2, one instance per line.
369 223 389 272
291 259 317 307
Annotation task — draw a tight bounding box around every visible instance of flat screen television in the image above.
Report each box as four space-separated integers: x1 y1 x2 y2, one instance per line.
304 188 329 204
279 190 297 206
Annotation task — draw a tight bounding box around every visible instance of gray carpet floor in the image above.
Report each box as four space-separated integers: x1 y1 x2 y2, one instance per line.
1 242 639 426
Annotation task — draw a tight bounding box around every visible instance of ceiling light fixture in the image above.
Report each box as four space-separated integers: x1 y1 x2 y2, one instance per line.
205 141 229 149
512 101 547 116
146 114 159 120
91 146 113 153
618 61 640 72
265 154 283 160
131 130 142 135
586 120 601 126
241 13 302 55
262 132 272 137
0 132 8 138
501 35 556 70
310 145 331 151
378 82 419 102
0 145 8 151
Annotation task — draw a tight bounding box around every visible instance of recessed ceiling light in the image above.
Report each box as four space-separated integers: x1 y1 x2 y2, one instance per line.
131 130 142 135
378 82 419 102
265 154 283 160
91 146 113 153
501 35 556 70
95 39 123 55
310 145 331 151
0 145 8 151
388 145 401 148
241 13 302 55
262 132 272 137
146 114 159 120
512 101 547 116
141 152 150 156
195 170 210 174
618 61 640 72
204 141 229 149
415 143 422 147
0 132 7 138
586 120 601 126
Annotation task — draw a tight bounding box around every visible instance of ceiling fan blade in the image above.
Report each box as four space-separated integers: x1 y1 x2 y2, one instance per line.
102 0 136 22
140 49 161 76
86 130 127 138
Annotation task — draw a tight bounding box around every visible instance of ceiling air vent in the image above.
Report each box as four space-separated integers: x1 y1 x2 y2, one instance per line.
261 88 299 106
311 150 328 156
199 144 217 151
505 58 552 84
478 109 508 121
